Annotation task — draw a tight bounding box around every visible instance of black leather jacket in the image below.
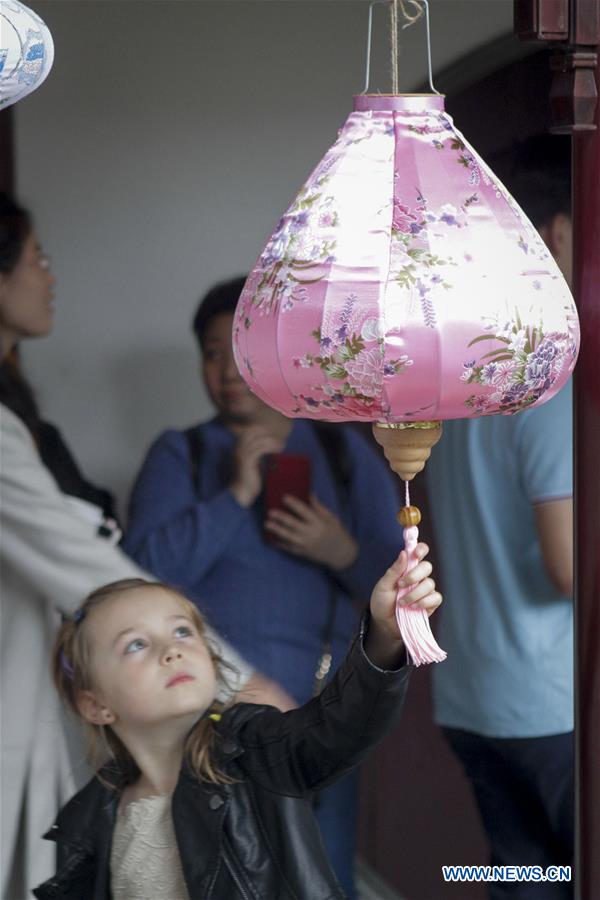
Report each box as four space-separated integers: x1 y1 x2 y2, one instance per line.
34 616 410 900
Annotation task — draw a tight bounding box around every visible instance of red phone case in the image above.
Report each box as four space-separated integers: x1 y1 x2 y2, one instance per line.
264 454 311 518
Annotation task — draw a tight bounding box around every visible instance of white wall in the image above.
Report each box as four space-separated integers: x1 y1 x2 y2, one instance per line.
16 0 513 512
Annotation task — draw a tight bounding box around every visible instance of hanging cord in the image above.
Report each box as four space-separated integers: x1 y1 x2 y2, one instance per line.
399 0 425 27
363 0 438 95
390 0 424 94
390 1 399 95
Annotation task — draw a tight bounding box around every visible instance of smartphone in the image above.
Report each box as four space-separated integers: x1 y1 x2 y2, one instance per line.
264 453 311 523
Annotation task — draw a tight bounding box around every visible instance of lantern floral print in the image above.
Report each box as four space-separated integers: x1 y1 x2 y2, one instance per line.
463 310 578 414
332 110 396 147
406 111 493 189
389 189 464 328
246 154 340 315
290 307 413 418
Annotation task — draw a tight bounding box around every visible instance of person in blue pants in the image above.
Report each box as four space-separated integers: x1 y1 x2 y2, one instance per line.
123 276 403 898
427 135 574 899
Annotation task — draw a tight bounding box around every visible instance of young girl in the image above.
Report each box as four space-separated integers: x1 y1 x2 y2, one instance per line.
34 544 440 900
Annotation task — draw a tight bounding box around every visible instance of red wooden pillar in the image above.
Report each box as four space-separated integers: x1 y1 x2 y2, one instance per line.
573 49 600 900
515 2 600 898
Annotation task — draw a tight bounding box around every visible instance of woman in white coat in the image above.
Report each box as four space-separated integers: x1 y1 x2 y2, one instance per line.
0 195 286 899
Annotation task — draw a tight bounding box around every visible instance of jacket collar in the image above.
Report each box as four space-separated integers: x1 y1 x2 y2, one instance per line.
39 774 119 900
172 765 231 888
41 749 241 900
44 769 119 849
46 715 245 840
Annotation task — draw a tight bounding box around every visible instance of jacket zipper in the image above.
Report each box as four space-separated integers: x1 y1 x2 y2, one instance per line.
222 834 253 900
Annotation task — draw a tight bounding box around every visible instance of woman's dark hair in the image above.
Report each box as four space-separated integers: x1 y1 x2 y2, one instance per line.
0 193 41 436
192 276 246 348
0 192 32 274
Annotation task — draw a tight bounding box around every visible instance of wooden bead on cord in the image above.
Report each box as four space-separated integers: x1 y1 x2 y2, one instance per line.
397 505 422 527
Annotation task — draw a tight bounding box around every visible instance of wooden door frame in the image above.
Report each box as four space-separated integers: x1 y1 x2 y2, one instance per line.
515 3 600 898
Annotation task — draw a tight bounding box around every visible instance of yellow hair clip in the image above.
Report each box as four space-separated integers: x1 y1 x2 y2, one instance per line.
208 713 222 722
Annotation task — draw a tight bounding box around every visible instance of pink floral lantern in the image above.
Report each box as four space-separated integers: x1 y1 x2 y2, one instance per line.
234 93 578 445
232 13 580 664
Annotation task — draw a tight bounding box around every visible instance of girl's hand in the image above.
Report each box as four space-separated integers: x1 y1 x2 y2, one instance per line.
366 543 442 667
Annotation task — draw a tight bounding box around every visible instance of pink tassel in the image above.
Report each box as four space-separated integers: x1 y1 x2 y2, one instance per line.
396 524 447 667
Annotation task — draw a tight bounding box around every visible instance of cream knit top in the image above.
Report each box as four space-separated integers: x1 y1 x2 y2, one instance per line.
110 794 190 900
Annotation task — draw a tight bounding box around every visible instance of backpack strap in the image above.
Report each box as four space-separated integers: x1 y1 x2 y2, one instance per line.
311 421 353 510
184 426 204 496
310 422 357 696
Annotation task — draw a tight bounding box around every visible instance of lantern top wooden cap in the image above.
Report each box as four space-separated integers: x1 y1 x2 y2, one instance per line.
353 94 445 113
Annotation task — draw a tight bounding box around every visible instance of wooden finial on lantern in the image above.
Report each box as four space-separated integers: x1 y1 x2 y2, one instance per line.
372 421 443 481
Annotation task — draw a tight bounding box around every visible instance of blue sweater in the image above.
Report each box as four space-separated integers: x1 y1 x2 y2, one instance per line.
123 419 402 702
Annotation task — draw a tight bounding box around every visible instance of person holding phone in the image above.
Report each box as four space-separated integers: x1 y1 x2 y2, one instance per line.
123 277 403 899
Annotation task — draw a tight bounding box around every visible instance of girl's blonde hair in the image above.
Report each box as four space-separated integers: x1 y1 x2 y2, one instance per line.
52 578 235 787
